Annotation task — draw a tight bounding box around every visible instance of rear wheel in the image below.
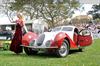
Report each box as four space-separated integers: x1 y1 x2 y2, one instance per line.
24 47 38 55
56 40 69 57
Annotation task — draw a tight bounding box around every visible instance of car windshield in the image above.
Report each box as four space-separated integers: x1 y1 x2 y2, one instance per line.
62 27 73 31
51 27 61 32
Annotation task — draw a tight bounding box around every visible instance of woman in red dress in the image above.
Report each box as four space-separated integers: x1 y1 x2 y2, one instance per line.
10 13 24 54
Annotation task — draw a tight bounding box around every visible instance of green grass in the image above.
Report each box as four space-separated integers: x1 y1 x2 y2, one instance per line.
0 39 100 66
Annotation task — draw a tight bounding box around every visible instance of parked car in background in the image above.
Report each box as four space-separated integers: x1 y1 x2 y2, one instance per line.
0 30 13 50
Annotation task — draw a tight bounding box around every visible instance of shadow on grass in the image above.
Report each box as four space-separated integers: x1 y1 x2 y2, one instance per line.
0 49 83 58
0 50 58 58
69 50 83 55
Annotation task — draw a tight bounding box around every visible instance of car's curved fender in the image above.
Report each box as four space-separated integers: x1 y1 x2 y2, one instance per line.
54 32 77 48
22 32 38 46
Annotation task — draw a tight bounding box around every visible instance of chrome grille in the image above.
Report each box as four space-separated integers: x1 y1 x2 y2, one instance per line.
37 34 45 46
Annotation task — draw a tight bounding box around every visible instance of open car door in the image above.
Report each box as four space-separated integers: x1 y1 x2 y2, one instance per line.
78 29 92 47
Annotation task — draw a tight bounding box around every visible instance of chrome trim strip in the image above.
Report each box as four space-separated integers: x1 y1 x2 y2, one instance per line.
21 45 58 48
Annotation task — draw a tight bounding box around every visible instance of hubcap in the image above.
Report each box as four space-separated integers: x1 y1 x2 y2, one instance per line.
59 42 68 56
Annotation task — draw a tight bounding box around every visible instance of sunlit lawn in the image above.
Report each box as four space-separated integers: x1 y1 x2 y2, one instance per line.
0 39 100 66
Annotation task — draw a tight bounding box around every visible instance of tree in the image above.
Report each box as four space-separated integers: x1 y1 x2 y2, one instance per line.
0 0 15 22
10 0 80 28
88 4 100 20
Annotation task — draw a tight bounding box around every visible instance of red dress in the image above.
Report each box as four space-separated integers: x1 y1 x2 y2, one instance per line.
10 19 23 54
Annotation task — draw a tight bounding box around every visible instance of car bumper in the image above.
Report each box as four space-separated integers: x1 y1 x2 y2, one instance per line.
21 45 58 49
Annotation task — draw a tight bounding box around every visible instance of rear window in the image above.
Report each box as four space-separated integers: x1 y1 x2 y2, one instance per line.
62 27 73 31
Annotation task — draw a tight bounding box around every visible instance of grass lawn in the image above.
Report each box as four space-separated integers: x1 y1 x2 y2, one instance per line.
0 39 100 66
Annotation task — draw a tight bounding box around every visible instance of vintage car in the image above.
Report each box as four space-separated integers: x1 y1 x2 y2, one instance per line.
22 25 93 57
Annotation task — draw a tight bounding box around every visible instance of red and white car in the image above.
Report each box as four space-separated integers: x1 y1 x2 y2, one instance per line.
22 25 93 57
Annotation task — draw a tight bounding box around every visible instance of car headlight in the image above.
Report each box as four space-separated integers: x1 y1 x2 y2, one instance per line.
29 40 35 46
45 40 53 47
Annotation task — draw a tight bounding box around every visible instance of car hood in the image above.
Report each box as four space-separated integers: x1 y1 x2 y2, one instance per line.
34 32 59 47
43 32 59 41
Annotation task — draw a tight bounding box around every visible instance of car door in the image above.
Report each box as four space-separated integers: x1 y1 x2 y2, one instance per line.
78 29 92 47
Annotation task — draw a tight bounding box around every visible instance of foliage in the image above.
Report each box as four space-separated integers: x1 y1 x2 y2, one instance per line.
9 0 79 28
0 1 14 22
88 4 100 20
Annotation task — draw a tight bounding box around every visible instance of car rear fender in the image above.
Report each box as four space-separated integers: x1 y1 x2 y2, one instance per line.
54 32 70 48
54 32 78 49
